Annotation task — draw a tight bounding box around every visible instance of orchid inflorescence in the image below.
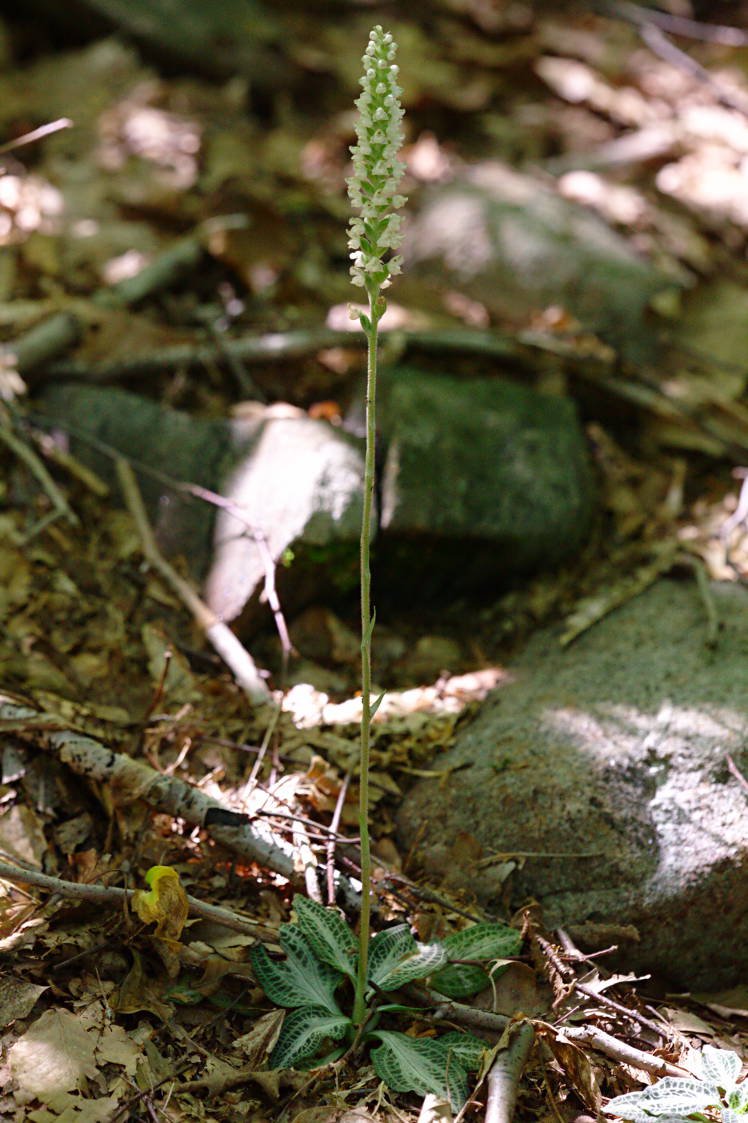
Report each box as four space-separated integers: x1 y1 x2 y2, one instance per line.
347 25 406 300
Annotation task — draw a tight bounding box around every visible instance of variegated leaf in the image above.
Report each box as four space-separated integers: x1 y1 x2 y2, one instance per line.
367 925 417 989
604 1078 719 1119
368 926 447 991
437 1031 488 1073
293 895 358 980
430 963 491 999
440 922 522 962
270 1006 351 1069
370 1030 470 1112
699 1047 741 1092
249 926 343 1014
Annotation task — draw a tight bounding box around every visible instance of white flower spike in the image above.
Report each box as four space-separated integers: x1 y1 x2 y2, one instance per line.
346 25 406 296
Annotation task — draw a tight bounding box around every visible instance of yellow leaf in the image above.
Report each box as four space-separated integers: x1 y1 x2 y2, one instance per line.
132 866 188 943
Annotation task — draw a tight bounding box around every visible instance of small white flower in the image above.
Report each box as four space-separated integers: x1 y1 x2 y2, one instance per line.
346 25 406 294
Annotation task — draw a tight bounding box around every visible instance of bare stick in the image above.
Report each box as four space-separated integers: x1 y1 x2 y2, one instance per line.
115 457 270 704
406 986 510 1035
485 1022 535 1123
326 772 350 905
557 1026 688 1077
726 753 748 796
0 858 274 936
0 118 72 155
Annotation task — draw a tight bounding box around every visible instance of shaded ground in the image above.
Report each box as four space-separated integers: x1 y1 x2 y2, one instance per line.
1 2 748 1121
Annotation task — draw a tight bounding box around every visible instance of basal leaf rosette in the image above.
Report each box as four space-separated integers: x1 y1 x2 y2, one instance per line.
346 25 406 297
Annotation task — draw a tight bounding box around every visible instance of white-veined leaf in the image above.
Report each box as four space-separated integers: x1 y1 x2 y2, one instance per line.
369 1030 470 1112
437 1031 488 1072
293 895 358 980
440 922 522 961
249 926 343 1014
269 1006 351 1069
603 1116 693 1123
699 1047 741 1092
430 963 492 999
728 1082 748 1112
367 925 416 988
430 923 521 998
604 1078 719 1119
367 926 447 990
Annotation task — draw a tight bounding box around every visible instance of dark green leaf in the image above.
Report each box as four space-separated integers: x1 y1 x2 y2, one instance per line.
293 895 357 980
370 1030 470 1112
270 1006 351 1069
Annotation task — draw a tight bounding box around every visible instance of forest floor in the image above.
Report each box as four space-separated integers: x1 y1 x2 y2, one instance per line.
1 2 748 1121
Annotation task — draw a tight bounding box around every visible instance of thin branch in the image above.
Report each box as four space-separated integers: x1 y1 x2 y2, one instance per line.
554 928 666 1038
115 457 270 704
405 985 510 1035
0 118 72 155
726 753 748 796
603 0 748 46
0 691 363 912
0 411 79 537
638 21 748 115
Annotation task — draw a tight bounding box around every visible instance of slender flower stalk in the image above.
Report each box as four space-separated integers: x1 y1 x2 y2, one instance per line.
346 25 407 1027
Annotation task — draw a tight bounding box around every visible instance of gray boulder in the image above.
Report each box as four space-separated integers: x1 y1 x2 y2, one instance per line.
403 162 671 361
36 372 595 623
35 386 366 622
396 578 748 989
372 368 594 595
36 383 229 577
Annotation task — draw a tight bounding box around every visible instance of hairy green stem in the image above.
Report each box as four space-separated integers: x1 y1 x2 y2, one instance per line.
352 291 382 1026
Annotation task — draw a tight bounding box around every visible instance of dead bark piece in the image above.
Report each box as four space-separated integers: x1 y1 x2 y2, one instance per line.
485 1022 535 1123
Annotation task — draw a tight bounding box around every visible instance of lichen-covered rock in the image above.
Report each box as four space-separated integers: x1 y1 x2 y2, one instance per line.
396 578 748 989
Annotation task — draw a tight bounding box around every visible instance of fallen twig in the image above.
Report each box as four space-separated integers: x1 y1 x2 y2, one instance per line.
326 772 350 905
405 985 510 1035
0 858 274 937
726 752 748 796
484 1022 535 1123
556 1025 687 1077
116 456 270 704
0 692 362 911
